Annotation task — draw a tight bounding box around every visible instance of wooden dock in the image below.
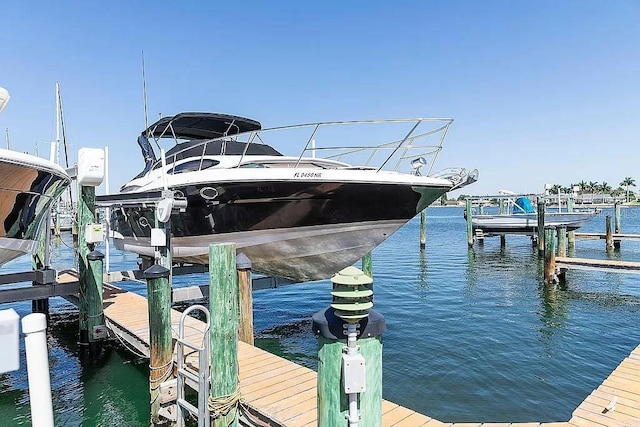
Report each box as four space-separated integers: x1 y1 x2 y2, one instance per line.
57 271 640 426
574 233 640 241
555 257 640 275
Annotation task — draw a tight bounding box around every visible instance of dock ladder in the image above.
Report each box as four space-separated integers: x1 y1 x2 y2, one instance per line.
176 305 211 427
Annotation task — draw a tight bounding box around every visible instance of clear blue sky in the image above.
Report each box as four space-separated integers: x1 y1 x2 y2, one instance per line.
1 0 638 196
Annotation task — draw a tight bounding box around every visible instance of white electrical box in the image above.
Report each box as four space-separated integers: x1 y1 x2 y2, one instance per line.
85 223 105 243
77 147 105 186
0 309 20 373
342 353 366 393
151 228 167 247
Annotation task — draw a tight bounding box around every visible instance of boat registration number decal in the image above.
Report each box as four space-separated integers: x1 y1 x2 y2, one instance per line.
294 172 322 178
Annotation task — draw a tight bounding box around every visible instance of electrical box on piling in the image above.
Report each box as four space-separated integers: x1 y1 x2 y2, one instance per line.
78 148 105 187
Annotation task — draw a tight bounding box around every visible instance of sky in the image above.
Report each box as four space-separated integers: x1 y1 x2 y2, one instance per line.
1 0 639 197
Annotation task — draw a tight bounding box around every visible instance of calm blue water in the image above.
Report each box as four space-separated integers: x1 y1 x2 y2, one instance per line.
1 206 639 425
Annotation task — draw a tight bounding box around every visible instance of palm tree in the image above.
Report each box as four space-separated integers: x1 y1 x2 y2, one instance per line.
620 177 636 202
600 182 612 203
588 181 598 203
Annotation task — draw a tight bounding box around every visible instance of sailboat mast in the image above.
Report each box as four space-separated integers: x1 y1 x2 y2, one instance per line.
55 82 60 165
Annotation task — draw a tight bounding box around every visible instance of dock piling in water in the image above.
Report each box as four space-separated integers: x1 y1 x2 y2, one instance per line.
236 253 254 346
209 243 240 427
557 226 567 257
537 198 545 256
465 198 473 247
605 215 614 251
419 210 426 249
567 198 575 247
544 226 558 285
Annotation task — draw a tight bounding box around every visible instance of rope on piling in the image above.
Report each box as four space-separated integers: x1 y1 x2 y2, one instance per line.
207 385 242 420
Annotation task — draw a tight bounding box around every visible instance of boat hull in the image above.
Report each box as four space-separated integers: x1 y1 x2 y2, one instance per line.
471 212 598 236
111 180 448 281
0 149 70 266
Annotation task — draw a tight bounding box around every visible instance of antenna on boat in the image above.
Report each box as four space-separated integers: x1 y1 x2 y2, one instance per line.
5 128 9 149
142 51 149 131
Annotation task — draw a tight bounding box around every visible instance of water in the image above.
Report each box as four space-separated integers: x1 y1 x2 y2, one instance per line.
1 206 639 425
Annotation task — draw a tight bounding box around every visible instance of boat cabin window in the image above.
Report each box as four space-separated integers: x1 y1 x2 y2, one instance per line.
169 159 220 174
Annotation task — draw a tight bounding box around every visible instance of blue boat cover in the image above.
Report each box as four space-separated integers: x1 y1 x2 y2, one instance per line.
513 197 535 214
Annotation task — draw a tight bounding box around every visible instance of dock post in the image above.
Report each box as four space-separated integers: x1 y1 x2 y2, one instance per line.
557 226 567 257
86 250 105 354
31 213 50 315
465 198 474 247
537 198 545 256
237 253 254 346
614 201 621 234
78 184 96 350
361 251 373 279
500 235 506 247
209 243 239 427
567 198 575 248
313 267 385 427
544 226 557 284
605 215 614 251
419 210 426 249
143 263 172 426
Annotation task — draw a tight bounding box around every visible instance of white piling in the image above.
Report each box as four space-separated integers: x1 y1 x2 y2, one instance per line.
22 313 54 427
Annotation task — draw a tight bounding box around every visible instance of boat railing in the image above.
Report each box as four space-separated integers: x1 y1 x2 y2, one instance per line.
153 117 456 176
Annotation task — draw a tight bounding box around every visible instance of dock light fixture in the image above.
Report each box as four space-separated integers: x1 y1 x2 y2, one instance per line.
411 157 427 176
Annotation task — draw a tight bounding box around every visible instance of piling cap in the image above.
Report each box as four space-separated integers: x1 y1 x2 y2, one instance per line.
331 266 372 286
87 250 105 261
143 264 170 280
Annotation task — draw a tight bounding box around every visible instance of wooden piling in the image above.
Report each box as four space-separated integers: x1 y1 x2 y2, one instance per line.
500 235 506 247
31 214 49 315
78 184 95 347
614 201 621 234
361 252 373 279
606 215 614 250
567 198 575 248
419 210 426 249
537 198 545 256
143 263 172 426
236 253 254 346
557 226 567 257
544 226 557 284
209 243 239 427
86 250 105 353
465 198 473 247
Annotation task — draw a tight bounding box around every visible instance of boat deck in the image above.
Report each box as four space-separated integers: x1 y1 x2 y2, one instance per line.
57 272 640 426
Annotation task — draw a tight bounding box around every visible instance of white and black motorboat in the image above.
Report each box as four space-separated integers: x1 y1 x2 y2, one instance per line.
0 87 71 266
110 112 477 281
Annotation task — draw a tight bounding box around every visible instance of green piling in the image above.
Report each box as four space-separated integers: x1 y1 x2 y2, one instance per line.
86 250 105 354
143 263 172 426
537 198 545 256
465 198 473 247
567 198 575 247
313 267 385 427
605 215 614 251
361 252 373 279
31 213 50 315
419 210 426 249
209 243 239 427
557 226 567 257
78 184 96 347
